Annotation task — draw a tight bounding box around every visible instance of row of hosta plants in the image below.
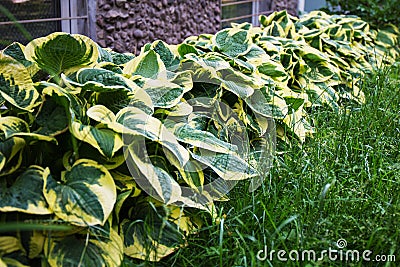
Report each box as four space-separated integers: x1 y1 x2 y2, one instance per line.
0 10 398 266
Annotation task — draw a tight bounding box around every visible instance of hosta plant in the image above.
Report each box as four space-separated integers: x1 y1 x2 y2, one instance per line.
0 9 399 267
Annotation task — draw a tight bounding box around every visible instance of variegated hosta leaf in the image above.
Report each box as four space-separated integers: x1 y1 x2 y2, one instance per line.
97 45 113 63
166 122 237 154
245 87 288 119
213 28 252 57
110 50 135 66
128 87 155 115
43 159 116 226
121 200 197 262
89 89 153 119
143 70 193 108
177 43 200 57
87 105 116 124
282 104 310 142
0 166 52 214
0 257 29 267
242 44 270 64
0 54 39 112
20 230 46 259
41 82 86 122
184 54 260 99
257 60 288 80
176 160 204 192
44 226 123 267
298 43 329 62
218 68 258 98
63 68 139 92
125 141 182 205
184 53 231 73
96 61 124 74
117 107 189 167
63 149 125 171
190 149 257 180
0 116 56 144
35 98 68 136
145 40 180 69
0 137 25 176
24 32 99 77
0 116 28 139
304 82 339 110
112 170 142 196
0 236 23 255
0 153 5 172
154 101 193 117
89 105 189 168
2 42 40 80
263 21 286 38
70 121 123 159
123 50 166 79
248 135 275 191
302 61 337 83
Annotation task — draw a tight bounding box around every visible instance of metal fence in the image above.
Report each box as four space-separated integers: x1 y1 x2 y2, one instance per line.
221 0 273 28
0 0 96 48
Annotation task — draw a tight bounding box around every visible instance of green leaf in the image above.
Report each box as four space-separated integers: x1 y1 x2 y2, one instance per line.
43 159 117 226
0 166 52 214
24 32 98 77
0 54 39 112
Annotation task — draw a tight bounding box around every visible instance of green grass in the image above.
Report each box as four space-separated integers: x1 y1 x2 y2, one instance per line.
138 64 400 267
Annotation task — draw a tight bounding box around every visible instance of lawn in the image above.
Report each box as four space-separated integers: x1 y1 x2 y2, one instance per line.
145 64 400 266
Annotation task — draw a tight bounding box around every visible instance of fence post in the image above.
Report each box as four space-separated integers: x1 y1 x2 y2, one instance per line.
87 0 97 41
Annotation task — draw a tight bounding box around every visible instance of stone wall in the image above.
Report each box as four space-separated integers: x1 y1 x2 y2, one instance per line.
96 0 221 53
271 0 299 16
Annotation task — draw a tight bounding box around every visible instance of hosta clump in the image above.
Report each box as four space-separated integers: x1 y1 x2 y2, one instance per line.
185 10 399 142
0 31 274 266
